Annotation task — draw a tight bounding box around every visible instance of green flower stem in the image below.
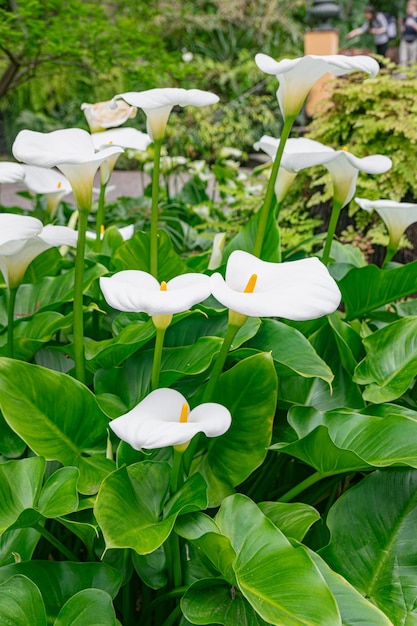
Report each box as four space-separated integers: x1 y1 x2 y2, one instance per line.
253 115 295 258
322 199 343 265
202 321 241 401
151 325 168 391
95 181 107 246
73 209 88 383
277 471 325 503
7 287 17 358
34 522 80 561
150 139 163 278
383 240 398 266
170 448 184 494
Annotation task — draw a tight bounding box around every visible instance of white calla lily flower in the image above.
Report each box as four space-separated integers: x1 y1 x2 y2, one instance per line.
12 129 123 212
0 162 25 183
254 135 335 203
21 165 72 218
0 214 78 288
81 99 137 133
109 388 232 450
355 197 417 262
210 250 341 321
255 53 379 120
111 88 219 141
91 128 152 185
280 141 392 209
100 270 211 315
91 127 152 153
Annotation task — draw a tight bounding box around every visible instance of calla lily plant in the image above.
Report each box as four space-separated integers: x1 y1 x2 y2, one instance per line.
21 165 72 219
251 53 380 257
109 388 231 451
277 140 392 264
110 88 219 277
0 213 78 357
12 128 124 383
101 270 211 389
355 197 417 264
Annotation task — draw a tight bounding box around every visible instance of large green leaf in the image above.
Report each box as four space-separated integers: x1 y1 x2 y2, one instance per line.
0 528 40 566
84 318 156 371
54 588 116 626
279 316 365 411
182 578 271 626
338 261 417 320
258 501 320 542
95 461 207 554
37 466 79 518
272 404 417 475
354 316 417 403
0 312 73 361
248 318 334 385
0 574 47 626
320 468 417 625
216 495 341 626
191 353 277 506
0 359 114 494
111 229 187 279
0 457 45 533
309 550 394 625
0 561 121 623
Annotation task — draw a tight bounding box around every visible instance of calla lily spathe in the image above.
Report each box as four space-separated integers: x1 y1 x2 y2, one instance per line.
280 141 392 209
21 165 72 218
254 135 334 203
12 129 123 212
111 88 219 140
81 99 137 133
91 128 152 185
255 53 379 120
355 197 417 262
210 250 341 320
0 214 78 288
100 270 211 315
0 162 25 183
109 388 232 450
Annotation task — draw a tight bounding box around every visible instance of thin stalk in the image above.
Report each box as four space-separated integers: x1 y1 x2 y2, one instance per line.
73 209 88 383
161 604 182 626
7 286 17 358
202 322 240 402
34 522 80 561
170 449 184 494
95 181 107 246
382 241 398 266
322 199 343 265
278 471 325 503
150 139 163 278
253 116 295 258
151 326 167 390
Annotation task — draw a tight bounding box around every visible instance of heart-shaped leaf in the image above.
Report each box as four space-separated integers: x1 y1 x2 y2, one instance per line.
54 588 116 626
354 316 417 403
0 358 114 494
320 468 417 625
0 574 46 626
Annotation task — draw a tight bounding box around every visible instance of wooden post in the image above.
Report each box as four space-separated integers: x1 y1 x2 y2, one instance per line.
304 30 339 117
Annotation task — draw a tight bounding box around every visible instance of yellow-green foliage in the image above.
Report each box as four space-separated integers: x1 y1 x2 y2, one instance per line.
307 64 417 202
